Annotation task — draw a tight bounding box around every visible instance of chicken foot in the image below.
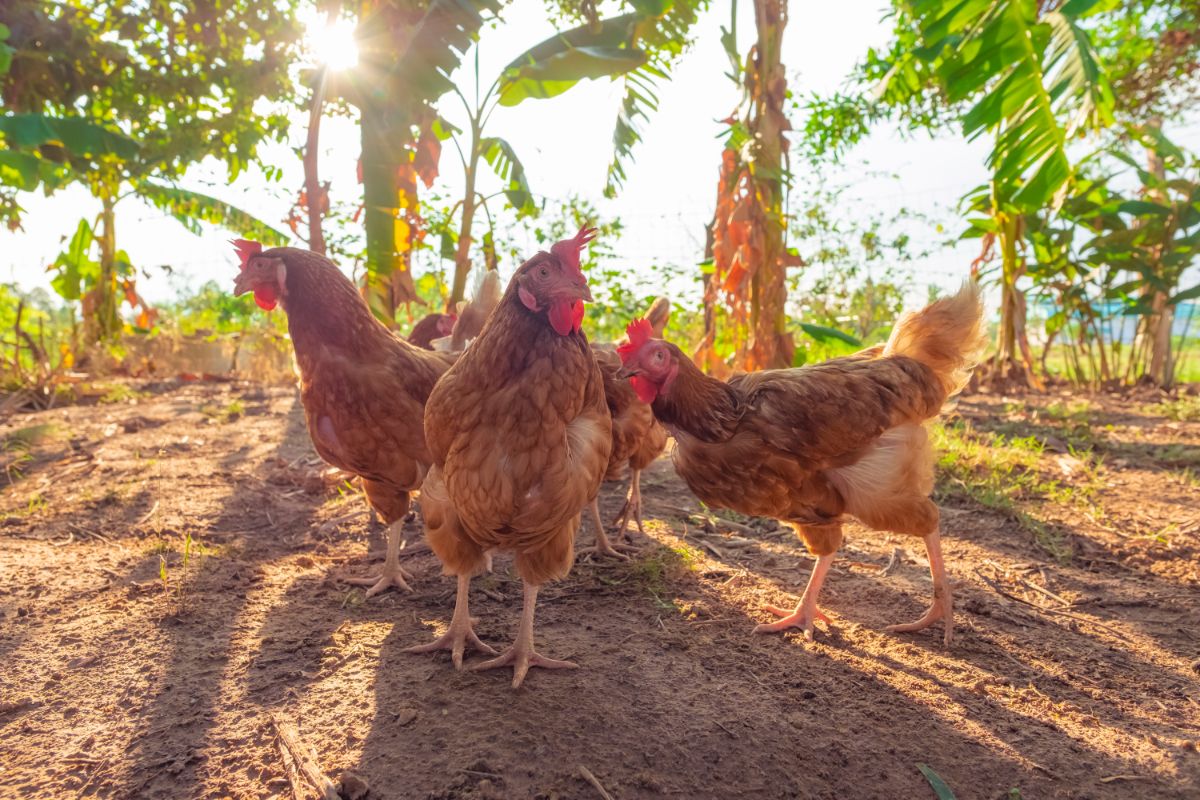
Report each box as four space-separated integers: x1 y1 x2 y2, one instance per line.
342 520 415 597
405 574 496 668
472 581 577 689
884 529 954 645
753 553 835 640
576 498 635 560
611 468 645 542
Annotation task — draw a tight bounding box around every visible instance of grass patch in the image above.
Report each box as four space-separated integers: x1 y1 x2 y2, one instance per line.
3 423 63 483
629 544 701 610
200 399 245 423
934 420 1097 561
98 383 147 404
1145 396 1200 422
1040 398 1095 423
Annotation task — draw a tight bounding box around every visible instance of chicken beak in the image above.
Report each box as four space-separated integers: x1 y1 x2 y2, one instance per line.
578 280 594 303
616 365 638 380
232 272 253 297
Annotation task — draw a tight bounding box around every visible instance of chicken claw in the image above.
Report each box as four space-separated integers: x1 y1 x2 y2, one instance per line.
753 602 831 640
405 575 496 669
342 520 414 597
884 530 954 645
753 552 835 640
343 564 415 598
471 582 577 688
578 498 635 561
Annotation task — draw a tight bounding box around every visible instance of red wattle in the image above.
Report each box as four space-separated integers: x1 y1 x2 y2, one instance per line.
547 299 575 336
630 375 657 404
254 286 278 310
571 299 585 332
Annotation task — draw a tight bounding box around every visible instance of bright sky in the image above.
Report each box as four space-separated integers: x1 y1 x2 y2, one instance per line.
3 0 1198 310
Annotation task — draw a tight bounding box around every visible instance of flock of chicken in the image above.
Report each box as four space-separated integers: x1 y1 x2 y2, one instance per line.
231 227 987 689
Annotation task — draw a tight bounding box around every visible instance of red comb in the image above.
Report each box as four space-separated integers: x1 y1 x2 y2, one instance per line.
617 317 654 364
232 239 263 271
549 225 597 277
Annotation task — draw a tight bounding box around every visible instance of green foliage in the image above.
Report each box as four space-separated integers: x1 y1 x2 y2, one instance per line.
137 183 290 246
479 136 536 216
917 764 957 800
157 281 266 337
48 219 100 302
497 13 647 105
1024 125 1200 386
879 0 1115 208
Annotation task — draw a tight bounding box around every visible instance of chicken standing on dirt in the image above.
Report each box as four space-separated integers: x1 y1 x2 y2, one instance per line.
581 297 671 559
408 227 612 688
617 284 986 643
231 242 455 597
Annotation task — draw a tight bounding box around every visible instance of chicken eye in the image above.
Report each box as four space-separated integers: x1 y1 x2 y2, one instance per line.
537 265 550 279
653 350 665 362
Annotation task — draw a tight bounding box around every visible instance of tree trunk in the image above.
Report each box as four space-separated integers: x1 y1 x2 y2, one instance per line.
449 141 480 310
1140 117 1174 386
303 68 329 256
84 191 120 343
990 211 1041 389
747 0 792 370
360 111 419 326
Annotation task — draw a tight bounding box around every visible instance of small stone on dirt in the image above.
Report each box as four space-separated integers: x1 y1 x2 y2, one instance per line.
394 708 418 726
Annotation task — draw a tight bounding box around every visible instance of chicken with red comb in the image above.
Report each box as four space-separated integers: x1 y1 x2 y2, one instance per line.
231 242 458 598
617 284 986 643
407 226 611 688
578 303 672 559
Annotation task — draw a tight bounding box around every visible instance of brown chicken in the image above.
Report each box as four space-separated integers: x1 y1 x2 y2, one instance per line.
408 227 612 688
581 297 671 559
617 284 985 643
408 311 456 349
231 241 453 597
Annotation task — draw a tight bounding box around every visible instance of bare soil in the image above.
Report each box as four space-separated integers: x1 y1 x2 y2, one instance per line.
1 380 1198 799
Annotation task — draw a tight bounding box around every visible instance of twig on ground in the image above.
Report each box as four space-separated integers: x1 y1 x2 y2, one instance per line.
275 732 306 800
655 503 757 534
462 769 503 779
270 715 339 800
135 501 159 526
577 765 615 800
1014 575 1072 608
880 547 904 577
315 509 367 536
975 570 1129 641
478 587 505 603
715 720 739 739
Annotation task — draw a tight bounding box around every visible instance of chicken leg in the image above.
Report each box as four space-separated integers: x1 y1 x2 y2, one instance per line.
884 529 954 645
405 574 496 668
472 581 577 688
753 554 834 640
611 468 645 542
576 498 634 560
343 519 414 597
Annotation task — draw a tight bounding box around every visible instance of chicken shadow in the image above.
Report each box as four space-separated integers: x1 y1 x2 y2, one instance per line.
112 388 327 798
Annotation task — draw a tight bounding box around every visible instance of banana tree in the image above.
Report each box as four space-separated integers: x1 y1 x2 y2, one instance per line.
799 0 1118 386
336 0 501 324
698 0 798 373
438 11 663 307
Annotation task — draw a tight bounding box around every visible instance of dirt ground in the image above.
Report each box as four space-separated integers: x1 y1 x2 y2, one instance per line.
1 379 1198 800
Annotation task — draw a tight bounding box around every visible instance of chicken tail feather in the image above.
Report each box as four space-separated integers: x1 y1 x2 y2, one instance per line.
883 281 986 399
448 269 503 350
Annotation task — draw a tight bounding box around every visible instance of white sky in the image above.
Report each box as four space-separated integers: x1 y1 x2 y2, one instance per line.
3 0 1198 310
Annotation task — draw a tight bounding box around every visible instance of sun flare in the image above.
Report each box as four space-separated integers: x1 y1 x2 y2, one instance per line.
306 16 358 71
